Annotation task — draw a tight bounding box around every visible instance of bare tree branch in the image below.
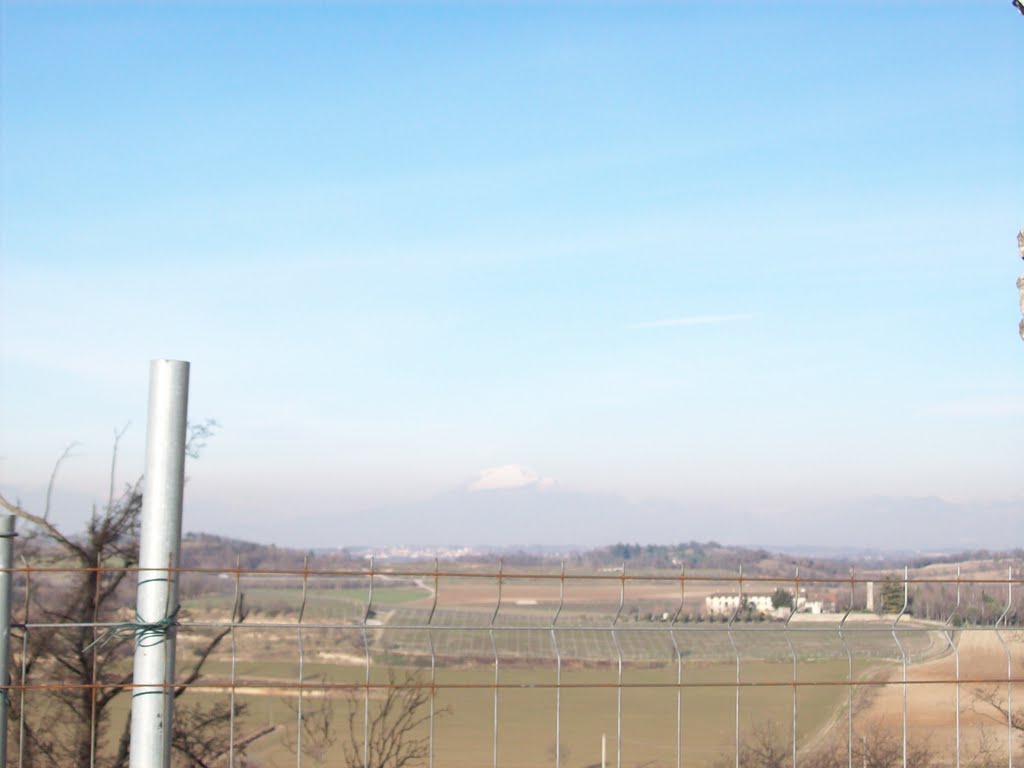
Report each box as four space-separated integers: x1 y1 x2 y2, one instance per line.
44 441 80 522
106 423 131 515
0 492 86 561
185 419 219 460
971 684 1024 736
341 670 449 768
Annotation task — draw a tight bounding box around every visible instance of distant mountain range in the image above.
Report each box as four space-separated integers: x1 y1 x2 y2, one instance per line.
337 467 1024 553
9 466 1022 554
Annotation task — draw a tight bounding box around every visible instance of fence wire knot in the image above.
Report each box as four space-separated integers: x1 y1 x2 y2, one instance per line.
82 605 180 653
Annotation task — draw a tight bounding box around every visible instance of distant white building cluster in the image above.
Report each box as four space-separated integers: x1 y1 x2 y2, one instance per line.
706 593 774 614
704 592 828 617
361 545 479 561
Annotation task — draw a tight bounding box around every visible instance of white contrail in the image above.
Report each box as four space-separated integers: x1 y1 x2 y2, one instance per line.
630 313 753 329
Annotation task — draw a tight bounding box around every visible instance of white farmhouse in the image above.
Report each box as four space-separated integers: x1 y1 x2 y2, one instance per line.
704 593 774 615
704 592 829 616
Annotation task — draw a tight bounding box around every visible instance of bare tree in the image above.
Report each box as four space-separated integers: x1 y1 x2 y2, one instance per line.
0 422 248 768
970 683 1024 752
849 731 936 768
169 700 252 768
739 723 791 768
717 721 938 768
280 677 340 765
341 671 446 768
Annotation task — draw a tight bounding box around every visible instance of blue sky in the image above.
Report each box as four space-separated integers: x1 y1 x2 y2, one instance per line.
1 2 1022 547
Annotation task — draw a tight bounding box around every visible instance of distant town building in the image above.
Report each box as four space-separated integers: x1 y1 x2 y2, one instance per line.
800 599 825 614
705 592 828 616
705 593 774 615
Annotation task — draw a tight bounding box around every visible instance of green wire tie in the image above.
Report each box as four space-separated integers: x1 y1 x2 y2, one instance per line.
83 605 180 653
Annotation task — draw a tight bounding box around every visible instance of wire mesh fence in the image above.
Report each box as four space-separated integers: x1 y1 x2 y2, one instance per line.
7 557 1024 768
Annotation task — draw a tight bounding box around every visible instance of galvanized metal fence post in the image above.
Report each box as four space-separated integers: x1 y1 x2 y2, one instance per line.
129 360 190 768
0 515 15 768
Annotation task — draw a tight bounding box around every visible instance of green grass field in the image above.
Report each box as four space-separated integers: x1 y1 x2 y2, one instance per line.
179 658 871 768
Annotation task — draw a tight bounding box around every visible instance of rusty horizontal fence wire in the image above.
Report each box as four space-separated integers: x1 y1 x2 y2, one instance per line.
7 560 1024 768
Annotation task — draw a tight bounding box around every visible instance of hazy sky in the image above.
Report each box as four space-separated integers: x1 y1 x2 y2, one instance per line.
2 2 1022 547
